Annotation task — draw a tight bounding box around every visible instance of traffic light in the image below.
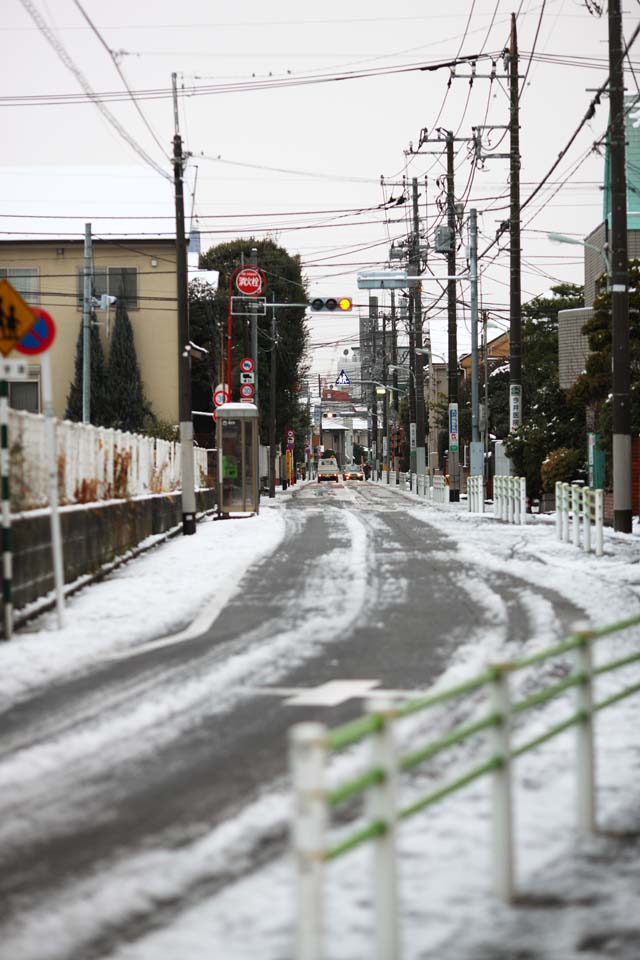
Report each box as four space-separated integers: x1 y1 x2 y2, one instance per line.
309 297 353 312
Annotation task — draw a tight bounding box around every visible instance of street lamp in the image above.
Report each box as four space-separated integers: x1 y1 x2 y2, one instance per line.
548 232 610 285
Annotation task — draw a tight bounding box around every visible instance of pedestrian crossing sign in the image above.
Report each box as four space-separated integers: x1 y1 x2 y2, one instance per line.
0 280 37 357
335 369 350 386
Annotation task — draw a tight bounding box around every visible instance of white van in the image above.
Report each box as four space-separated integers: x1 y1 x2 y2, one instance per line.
317 458 340 482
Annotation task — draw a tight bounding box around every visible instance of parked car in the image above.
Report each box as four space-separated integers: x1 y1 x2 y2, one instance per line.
343 465 364 481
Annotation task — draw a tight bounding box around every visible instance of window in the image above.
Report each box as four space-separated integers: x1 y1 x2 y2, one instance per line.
9 379 40 413
77 266 138 309
0 267 39 304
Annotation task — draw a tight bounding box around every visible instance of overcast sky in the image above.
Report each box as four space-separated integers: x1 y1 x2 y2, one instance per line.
3 0 635 383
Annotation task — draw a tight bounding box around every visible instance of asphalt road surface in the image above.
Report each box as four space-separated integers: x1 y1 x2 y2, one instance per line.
0 481 586 959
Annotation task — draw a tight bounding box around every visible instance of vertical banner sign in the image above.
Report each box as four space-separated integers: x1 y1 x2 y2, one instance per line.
382 436 388 460
410 422 417 452
448 403 459 453
509 384 522 433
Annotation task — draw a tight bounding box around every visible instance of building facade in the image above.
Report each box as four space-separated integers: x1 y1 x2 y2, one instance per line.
0 238 179 423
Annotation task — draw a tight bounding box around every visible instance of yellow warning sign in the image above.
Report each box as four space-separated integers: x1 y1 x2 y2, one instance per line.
0 280 37 357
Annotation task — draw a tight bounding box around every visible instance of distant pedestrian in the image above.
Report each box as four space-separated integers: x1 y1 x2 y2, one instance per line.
363 463 371 480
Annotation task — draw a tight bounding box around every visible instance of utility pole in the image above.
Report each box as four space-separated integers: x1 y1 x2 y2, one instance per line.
608 0 632 532
508 14 523 437
482 311 490 483
269 296 277 498
446 131 460 501
318 373 323 456
81 223 92 424
391 291 399 476
469 208 484 481
411 177 426 477
370 295 379 474
172 72 196 535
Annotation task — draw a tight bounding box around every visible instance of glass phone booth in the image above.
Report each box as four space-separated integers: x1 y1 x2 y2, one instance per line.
216 402 259 515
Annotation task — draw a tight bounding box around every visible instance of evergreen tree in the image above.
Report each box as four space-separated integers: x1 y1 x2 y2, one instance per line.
196 238 310 446
106 300 149 432
498 283 585 496
65 314 109 424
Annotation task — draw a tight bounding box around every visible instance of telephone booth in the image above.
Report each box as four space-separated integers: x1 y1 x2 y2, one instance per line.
216 403 259 515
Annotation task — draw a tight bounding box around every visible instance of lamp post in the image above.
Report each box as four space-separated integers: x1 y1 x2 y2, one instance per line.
548 232 610 287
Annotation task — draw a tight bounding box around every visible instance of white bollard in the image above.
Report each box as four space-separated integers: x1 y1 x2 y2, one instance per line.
572 485 581 550
561 483 570 543
575 632 596 833
367 697 401 960
594 489 604 557
290 723 328 960
519 476 527 525
583 489 592 554
489 666 515 901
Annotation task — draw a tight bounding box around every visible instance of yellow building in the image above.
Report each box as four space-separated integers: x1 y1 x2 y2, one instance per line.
0 238 179 423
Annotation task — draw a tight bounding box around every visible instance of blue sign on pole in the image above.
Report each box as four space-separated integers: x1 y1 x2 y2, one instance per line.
335 369 350 386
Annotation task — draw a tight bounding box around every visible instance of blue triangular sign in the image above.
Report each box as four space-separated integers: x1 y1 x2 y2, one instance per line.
335 369 350 385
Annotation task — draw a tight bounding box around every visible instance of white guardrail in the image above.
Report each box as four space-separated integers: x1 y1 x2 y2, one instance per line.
555 482 604 557
493 475 527 525
9 409 209 509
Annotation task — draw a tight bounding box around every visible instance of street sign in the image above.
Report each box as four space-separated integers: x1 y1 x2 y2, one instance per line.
212 409 217 423
240 383 255 399
335 369 350 386
231 296 267 316
213 388 229 407
15 308 56 356
0 280 38 357
0 358 29 379
240 371 255 384
240 357 255 373
449 403 459 453
235 268 265 297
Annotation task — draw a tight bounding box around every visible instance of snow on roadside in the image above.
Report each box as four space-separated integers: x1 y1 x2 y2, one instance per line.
1 503 287 707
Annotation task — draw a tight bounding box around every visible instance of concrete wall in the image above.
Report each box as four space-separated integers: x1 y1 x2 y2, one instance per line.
13 488 215 615
558 307 592 389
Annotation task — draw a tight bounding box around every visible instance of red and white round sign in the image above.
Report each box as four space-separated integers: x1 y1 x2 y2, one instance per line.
240 383 255 399
235 268 264 297
240 357 255 373
213 388 229 407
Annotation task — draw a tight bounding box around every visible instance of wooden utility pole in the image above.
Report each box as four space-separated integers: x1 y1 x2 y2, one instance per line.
172 72 196 535
608 0 632 532
508 14 522 437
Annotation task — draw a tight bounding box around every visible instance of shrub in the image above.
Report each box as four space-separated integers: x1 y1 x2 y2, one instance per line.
540 447 585 491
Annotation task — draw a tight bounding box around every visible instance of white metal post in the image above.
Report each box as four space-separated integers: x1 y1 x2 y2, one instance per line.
555 482 562 539
595 489 604 557
41 353 65 627
290 722 327 960
572 485 581 550
583 489 592 554
519 476 526 525
575 634 596 832
489 666 515 901
367 697 400 960
562 483 570 543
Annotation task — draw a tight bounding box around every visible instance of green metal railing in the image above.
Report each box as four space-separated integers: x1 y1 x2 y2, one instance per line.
290 614 640 960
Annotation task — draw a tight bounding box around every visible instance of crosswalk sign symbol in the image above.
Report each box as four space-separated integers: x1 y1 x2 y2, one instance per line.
335 369 350 386
0 280 37 357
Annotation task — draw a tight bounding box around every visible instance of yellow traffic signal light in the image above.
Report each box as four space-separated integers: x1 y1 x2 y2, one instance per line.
310 297 353 312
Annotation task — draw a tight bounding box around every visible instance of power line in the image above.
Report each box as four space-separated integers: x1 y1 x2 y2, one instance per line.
18 0 171 181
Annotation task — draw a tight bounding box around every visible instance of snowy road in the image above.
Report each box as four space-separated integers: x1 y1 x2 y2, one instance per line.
1 482 639 959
